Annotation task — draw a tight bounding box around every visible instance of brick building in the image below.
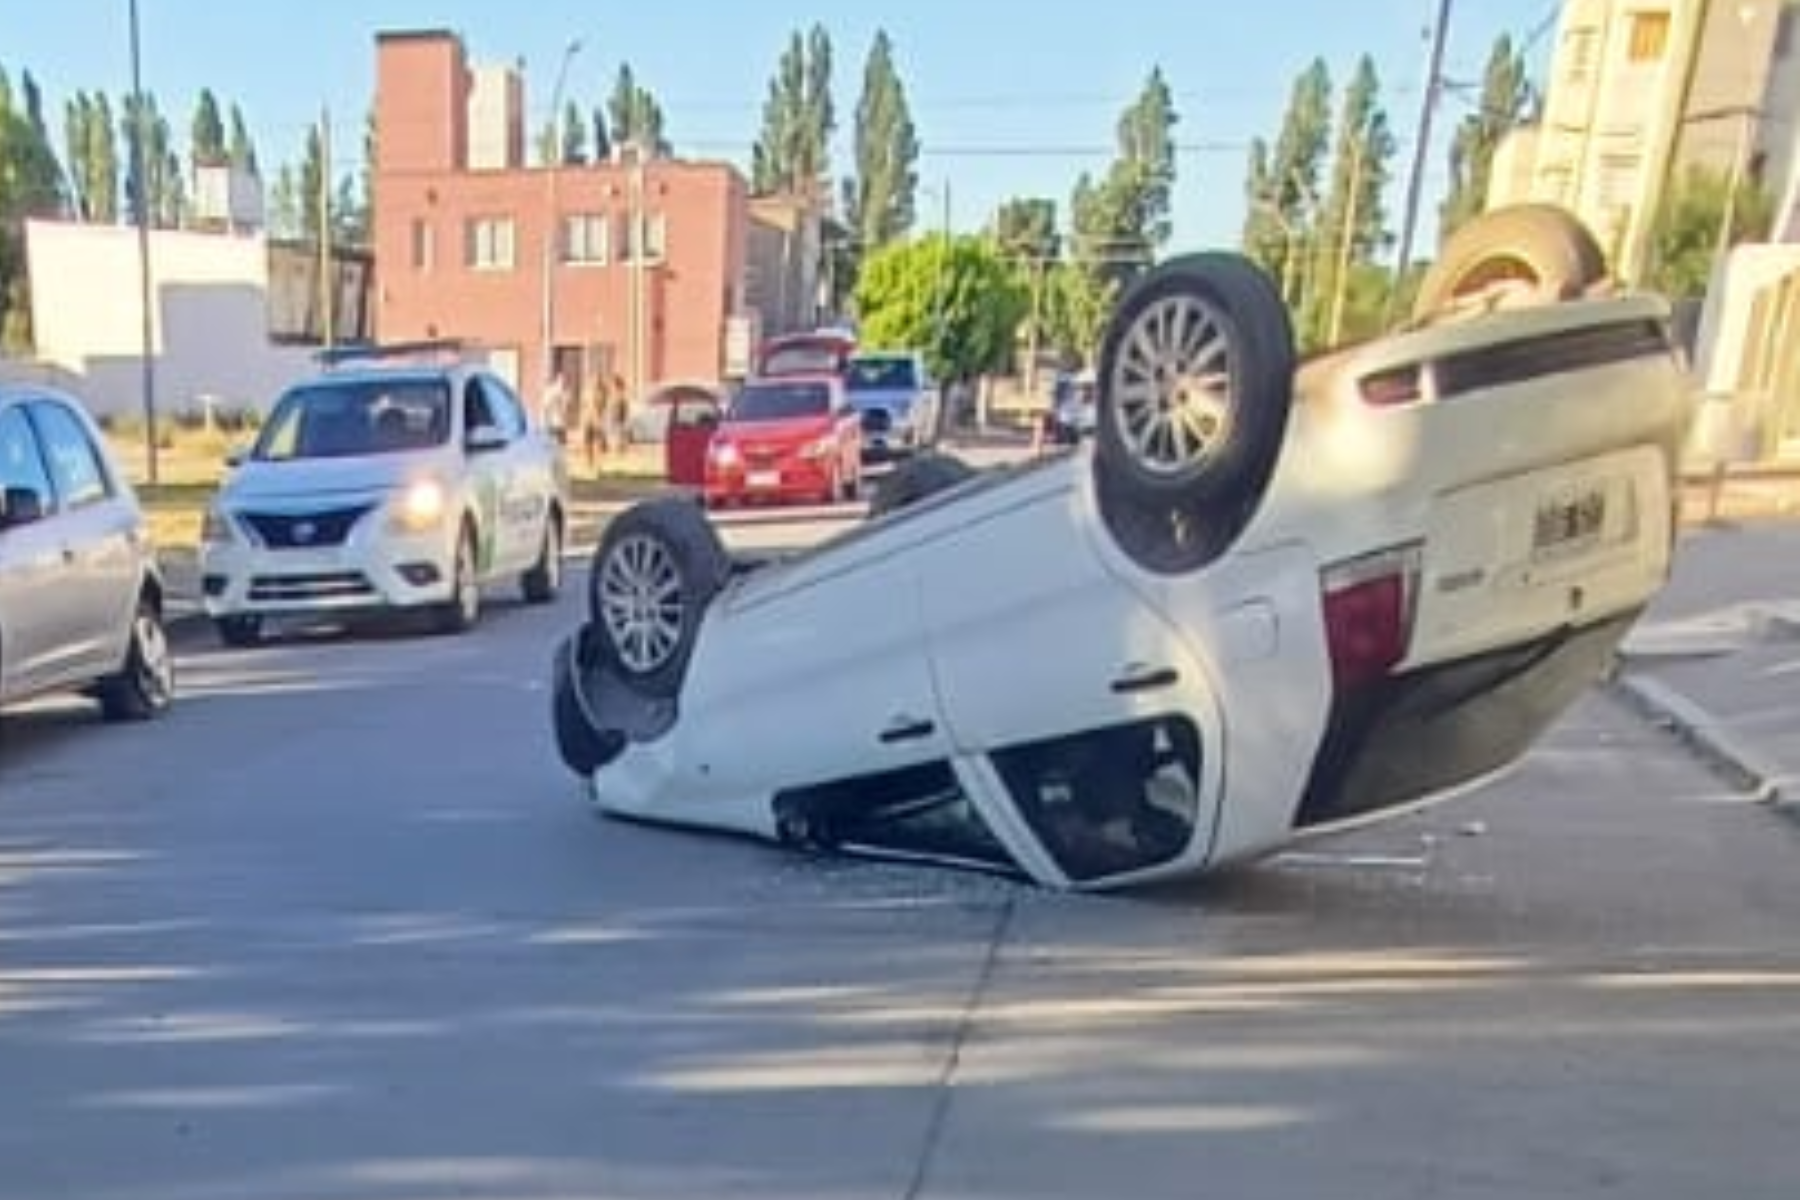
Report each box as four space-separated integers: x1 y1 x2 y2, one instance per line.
373 30 750 409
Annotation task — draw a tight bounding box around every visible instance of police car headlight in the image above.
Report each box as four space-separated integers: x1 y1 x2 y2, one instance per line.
200 504 236 545
390 479 447 532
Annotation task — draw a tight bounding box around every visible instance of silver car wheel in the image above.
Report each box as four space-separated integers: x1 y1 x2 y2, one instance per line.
133 609 175 710
1110 293 1235 479
598 532 684 675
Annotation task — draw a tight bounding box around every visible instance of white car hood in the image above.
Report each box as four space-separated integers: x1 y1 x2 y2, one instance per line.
222 451 451 509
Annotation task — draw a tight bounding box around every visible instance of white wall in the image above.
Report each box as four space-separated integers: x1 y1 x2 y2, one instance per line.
24 220 316 419
1694 242 1800 390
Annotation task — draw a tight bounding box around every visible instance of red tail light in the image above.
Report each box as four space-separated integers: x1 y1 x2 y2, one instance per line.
1321 545 1421 689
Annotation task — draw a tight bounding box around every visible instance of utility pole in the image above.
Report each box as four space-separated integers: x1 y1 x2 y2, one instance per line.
540 39 581 392
128 0 159 485
319 106 334 350
1390 0 1454 322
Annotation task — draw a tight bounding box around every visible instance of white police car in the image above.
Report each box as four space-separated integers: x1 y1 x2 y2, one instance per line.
200 344 568 644
552 206 1696 890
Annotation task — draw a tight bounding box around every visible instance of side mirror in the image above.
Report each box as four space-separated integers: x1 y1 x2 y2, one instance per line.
0 485 47 531
224 444 249 468
467 424 508 454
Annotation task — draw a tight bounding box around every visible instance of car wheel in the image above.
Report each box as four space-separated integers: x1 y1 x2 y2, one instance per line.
587 496 731 698
99 598 175 722
1093 251 1294 511
215 615 262 648
431 526 481 634
1412 203 1607 321
551 631 627 775
867 452 977 519
521 513 564 604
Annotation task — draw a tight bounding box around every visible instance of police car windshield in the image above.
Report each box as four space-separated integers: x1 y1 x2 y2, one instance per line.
254 380 452 461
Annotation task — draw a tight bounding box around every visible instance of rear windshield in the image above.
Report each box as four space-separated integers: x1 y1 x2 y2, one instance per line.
761 339 851 376
730 382 832 422
254 379 451 461
846 357 919 391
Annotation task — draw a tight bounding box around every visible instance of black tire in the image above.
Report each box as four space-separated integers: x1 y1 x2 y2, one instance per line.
867 452 976 519
1093 252 1295 512
551 632 627 776
521 511 564 604
1412 203 1607 321
215 614 262 648
431 525 482 635
99 597 175 722
586 496 730 698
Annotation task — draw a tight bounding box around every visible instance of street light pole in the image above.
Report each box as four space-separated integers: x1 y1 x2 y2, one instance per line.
539 38 582 393
1390 0 1454 322
128 0 159 485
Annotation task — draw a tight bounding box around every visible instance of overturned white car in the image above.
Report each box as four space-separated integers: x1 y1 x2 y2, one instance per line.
551 206 1695 890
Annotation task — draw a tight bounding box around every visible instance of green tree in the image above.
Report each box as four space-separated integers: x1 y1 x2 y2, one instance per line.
844 30 918 255
191 88 226 165
1302 55 1395 348
296 123 324 243
2 66 67 353
591 105 612 163
751 25 834 197
1649 165 1775 300
1244 60 1332 304
1041 263 1115 368
1439 35 1536 241
1070 67 1179 289
121 90 184 228
560 99 588 165
855 234 1028 381
63 91 119 222
268 163 301 239
608 63 671 157
228 102 258 176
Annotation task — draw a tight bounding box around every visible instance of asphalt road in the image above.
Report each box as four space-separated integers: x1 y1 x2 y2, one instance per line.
3 513 1799 1199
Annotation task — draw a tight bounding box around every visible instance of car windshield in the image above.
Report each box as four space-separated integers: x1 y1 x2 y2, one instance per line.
253 379 451 461
729 382 831 422
761 340 850 376
846 357 918 391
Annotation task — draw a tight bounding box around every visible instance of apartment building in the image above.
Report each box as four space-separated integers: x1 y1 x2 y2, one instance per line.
1491 0 1800 277
372 30 750 407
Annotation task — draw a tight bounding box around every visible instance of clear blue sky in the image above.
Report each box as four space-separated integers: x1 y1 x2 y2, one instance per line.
6 0 1561 250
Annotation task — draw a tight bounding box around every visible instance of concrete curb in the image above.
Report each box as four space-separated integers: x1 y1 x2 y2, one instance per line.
1608 671 1787 807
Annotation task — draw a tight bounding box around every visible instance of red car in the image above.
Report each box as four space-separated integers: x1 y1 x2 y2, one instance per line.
704 376 864 507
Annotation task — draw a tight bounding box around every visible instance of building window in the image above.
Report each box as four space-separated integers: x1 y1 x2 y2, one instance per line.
621 212 669 263
465 216 516 270
1627 11 1670 62
1597 153 1641 211
410 219 434 271
562 213 610 265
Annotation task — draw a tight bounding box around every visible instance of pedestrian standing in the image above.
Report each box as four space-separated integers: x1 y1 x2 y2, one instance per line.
540 371 569 446
581 373 609 475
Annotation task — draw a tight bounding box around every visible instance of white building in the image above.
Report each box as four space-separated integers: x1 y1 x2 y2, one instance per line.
1492 0 1800 279
17 220 323 420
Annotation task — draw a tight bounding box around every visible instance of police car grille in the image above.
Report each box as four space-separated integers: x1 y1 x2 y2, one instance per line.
248 572 377 602
243 505 373 548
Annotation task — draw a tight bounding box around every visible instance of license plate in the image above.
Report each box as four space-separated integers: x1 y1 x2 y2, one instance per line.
1533 486 1607 553
747 469 781 490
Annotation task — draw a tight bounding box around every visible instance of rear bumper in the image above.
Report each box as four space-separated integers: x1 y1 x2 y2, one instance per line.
1294 609 1639 830
706 459 836 504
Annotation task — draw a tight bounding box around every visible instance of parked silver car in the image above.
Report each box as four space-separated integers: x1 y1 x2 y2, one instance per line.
0 386 174 723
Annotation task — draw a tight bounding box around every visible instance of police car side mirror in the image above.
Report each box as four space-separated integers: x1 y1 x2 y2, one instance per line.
467 425 508 454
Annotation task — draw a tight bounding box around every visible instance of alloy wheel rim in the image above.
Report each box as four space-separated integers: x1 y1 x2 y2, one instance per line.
1111 293 1236 478
136 613 174 706
598 533 683 674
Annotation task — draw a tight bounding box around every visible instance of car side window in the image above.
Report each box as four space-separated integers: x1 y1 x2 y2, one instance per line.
479 375 528 440
0 406 56 505
29 401 113 510
463 377 501 440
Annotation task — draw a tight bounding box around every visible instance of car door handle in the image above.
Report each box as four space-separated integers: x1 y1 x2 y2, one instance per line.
879 715 937 744
1111 664 1179 694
